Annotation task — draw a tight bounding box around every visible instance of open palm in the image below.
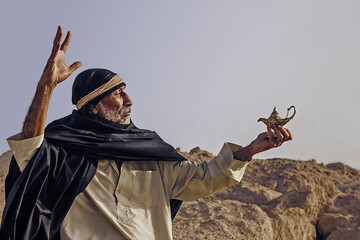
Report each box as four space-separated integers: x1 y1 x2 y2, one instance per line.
40 26 82 88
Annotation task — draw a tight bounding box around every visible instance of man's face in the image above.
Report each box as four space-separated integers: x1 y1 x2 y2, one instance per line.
92 86 133 124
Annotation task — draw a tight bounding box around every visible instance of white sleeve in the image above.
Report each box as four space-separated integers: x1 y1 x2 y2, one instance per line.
165 142 250 201
7 133 44 172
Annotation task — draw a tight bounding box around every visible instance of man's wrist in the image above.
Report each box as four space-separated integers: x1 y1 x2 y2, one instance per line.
37 77 56 93
233 145 253 162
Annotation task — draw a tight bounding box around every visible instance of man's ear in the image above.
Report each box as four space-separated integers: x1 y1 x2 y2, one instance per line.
92 106 99 115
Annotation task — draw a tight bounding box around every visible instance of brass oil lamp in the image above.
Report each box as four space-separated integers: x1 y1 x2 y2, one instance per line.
258 106 296 126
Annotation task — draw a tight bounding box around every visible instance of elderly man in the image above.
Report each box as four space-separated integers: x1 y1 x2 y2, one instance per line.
0 26 292 240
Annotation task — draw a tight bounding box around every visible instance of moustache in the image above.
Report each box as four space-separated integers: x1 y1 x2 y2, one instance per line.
120 106 131 117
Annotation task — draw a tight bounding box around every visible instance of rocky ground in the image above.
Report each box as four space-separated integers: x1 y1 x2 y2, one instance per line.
1 148 360 239
0 151 12 220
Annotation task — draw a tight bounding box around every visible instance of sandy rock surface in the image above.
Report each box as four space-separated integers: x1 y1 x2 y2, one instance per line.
0 151 12 220
174 148 360 240
1 147 360 239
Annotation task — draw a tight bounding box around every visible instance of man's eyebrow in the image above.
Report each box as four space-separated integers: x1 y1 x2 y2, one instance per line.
114 87 125 93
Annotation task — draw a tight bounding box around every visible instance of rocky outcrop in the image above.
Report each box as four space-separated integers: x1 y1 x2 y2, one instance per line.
0 150 12 220
172 147 360 240
1 147 360 239
172 199 274 240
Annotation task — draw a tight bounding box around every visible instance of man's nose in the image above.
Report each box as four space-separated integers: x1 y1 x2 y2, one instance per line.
123 92 133 106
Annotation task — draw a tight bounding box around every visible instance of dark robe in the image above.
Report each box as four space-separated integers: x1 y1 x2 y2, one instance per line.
0 111 186 240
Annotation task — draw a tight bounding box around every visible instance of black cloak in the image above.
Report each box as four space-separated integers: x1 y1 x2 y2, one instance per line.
0 111 186 240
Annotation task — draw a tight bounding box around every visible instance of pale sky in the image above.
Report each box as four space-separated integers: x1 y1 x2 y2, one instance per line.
1 1 359 169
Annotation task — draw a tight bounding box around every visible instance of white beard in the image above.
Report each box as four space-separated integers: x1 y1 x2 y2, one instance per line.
96 101 131 124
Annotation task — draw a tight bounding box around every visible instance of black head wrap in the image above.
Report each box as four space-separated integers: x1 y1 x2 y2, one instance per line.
72 68 126 116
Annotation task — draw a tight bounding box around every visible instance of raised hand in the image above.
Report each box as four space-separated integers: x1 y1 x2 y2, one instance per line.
39 26 82 89
233 125 292 161
250 125 293 154
22 26 82 139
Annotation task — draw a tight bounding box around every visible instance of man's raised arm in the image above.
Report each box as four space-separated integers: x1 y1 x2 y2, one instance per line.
21 26 82 139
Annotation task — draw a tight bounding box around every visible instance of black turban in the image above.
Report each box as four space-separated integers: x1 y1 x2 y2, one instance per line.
72 68 126 116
